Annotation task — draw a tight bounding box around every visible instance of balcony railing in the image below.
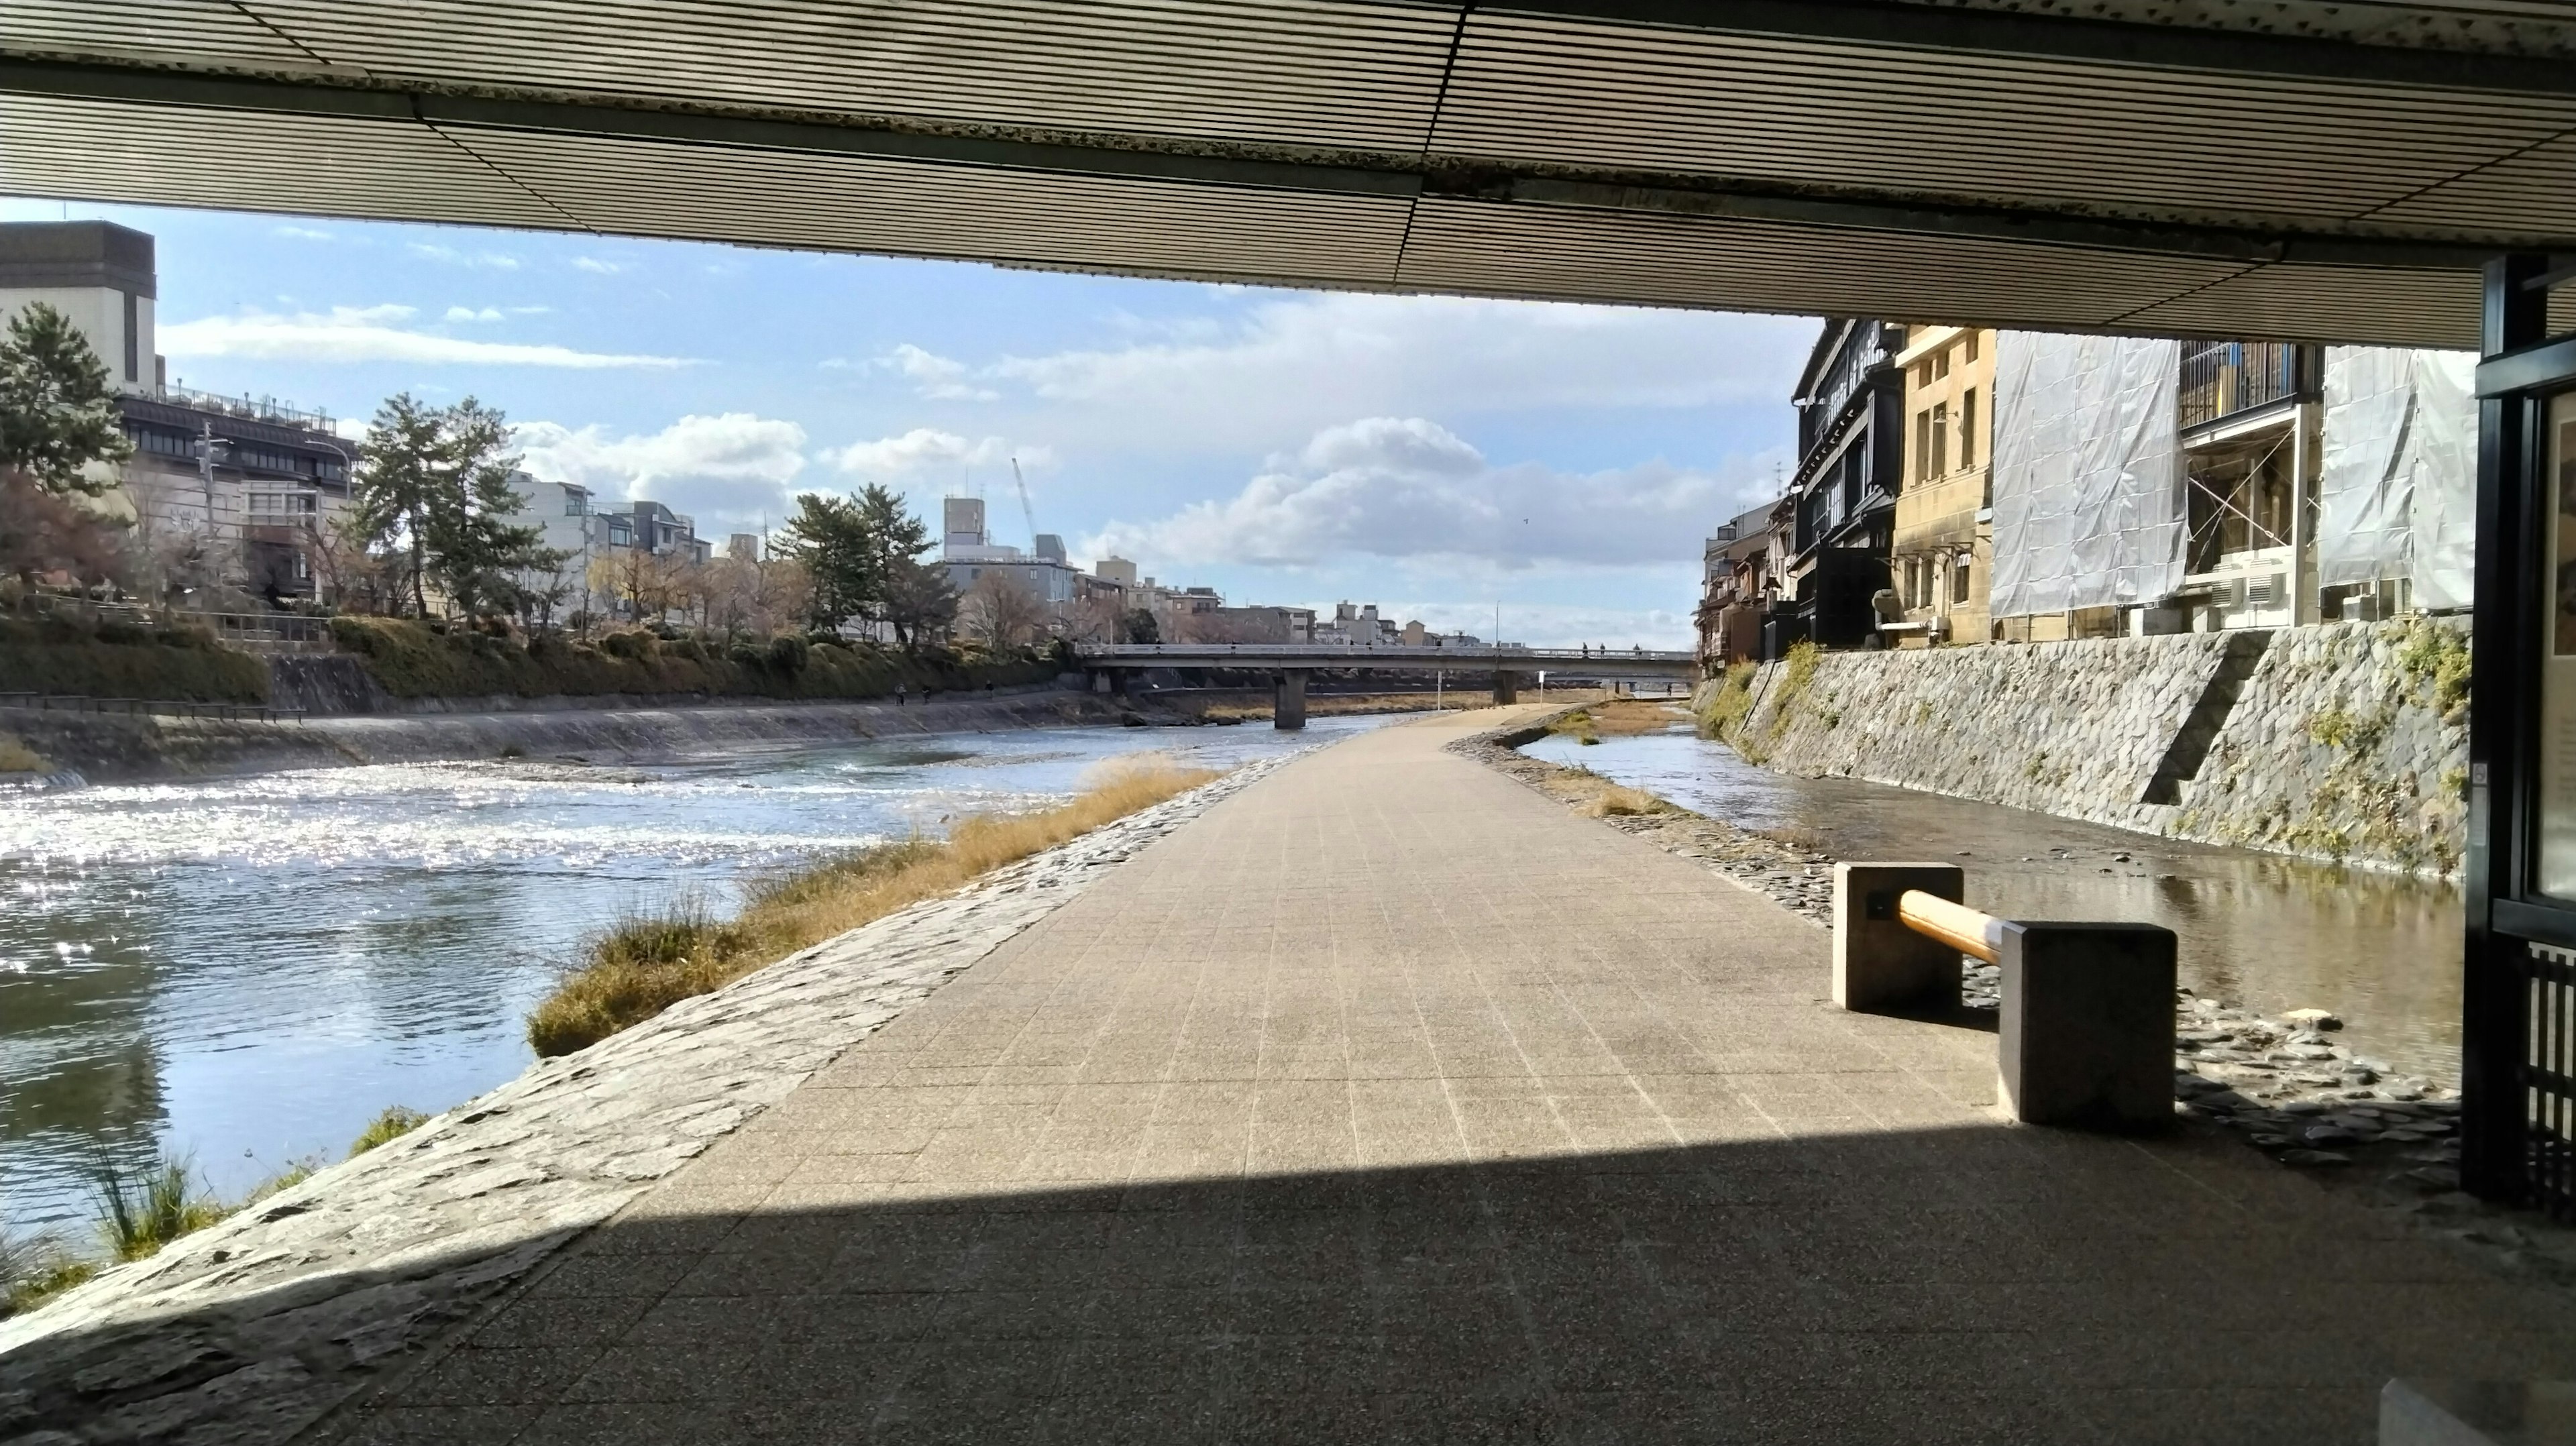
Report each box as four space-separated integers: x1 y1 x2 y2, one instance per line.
153 384 339 433
2178 341 2309 431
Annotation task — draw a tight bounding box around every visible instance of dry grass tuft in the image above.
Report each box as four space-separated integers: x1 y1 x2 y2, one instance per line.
1585 785 1670 818
0 732 47 773
527 755 1222 1056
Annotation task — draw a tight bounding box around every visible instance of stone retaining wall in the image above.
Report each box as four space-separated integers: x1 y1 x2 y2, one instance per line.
1699 618 2471 875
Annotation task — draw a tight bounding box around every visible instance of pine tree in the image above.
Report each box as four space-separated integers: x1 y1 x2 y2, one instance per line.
351 394 559 619
0 302 133 496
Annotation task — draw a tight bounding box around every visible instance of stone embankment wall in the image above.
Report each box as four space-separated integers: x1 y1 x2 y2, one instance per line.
4 686 1138 783
1699 618 2471 875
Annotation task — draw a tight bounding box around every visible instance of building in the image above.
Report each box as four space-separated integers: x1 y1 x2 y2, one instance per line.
1782 319 1905 651
1984 332 2472 641
0 220 359 603
1313 601 1399 647
941 495 1081 604
1886 325 1998 647
1695 498 1789 667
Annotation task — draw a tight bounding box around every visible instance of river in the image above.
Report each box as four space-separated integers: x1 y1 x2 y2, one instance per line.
1524 722 2465 1086
0 715 1390 1235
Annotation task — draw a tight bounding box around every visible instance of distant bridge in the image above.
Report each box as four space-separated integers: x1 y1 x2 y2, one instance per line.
1072 643 1699 729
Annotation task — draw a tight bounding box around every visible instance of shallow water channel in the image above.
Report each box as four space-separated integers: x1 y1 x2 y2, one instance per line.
0 716 1388 1235
1523 725 2465 1086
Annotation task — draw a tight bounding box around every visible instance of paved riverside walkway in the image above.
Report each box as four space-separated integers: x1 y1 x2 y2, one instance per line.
329 708 2569 1445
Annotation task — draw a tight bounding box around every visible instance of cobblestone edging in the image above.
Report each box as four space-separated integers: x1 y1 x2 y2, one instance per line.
0 753 1301 1446
1705 620 2470 877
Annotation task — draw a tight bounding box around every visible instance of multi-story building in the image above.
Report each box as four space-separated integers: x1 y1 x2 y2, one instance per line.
1 220 357 602
1695 498 1789 667
1984 332 2471 641
1781 319 1905 651
1886 325 1997 647
941 496 1081 604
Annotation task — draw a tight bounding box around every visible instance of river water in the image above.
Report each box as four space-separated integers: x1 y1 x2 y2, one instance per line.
0 716 1388 1235
1524 724 2465 1085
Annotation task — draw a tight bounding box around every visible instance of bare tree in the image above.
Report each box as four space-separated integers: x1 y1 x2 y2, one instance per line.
959 570 1047 648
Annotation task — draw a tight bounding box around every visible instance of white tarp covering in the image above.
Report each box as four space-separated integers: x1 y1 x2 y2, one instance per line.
2318 347 2477 610
1988 332 2184 618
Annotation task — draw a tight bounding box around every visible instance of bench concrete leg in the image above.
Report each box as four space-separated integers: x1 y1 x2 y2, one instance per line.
2381 1380 2576 1445
1997 920 2177 1130
1831 863 1966 1011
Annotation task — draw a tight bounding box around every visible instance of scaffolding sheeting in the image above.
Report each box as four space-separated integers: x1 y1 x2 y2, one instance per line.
1989 333 2183 618
2318 347 2477 610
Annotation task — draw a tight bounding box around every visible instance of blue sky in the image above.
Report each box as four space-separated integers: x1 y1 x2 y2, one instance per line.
5 195 1816 647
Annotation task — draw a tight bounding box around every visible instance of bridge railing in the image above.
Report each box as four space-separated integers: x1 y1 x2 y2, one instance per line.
1073 643 1697 664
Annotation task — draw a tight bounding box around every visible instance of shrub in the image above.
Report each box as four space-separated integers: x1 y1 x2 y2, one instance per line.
767 634 810 674
598 630 655 661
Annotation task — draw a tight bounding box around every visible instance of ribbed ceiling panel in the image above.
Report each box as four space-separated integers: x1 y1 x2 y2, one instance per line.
1392 199 2253 330
2365 133 2576 235
448 127 1410 286
2110 263 2481 346
1436 13 2576 239
0 0 311 65
0 94 559 229
246 0 1456 151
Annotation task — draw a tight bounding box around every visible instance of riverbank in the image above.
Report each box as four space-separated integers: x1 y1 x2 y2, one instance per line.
1698 620 2471 877
0 750 1299 1443
0 685 1163 783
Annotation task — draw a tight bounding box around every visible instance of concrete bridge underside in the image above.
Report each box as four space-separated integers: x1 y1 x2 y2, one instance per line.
8 1 2576 347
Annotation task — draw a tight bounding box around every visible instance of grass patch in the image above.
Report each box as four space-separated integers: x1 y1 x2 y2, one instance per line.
349 1105 432 1156
1 1229 96 1319
90 1153 230 1264
527 753 1223 1057
0 732 46 773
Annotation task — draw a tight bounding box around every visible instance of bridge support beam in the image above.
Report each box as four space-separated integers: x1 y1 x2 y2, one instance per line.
1274 670 1307 731
1493 671 1519 705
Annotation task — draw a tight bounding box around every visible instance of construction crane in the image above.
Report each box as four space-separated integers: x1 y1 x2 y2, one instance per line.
1010 456 1038 549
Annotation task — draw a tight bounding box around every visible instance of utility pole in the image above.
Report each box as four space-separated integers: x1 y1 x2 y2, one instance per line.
192 423 231 600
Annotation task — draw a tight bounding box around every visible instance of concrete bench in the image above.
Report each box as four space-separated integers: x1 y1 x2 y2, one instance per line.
2384 1380 2576 1445
1835 862 2176 1131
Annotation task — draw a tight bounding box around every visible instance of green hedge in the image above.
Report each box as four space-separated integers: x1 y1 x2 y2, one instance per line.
327 617 1056 701
0 617 270 702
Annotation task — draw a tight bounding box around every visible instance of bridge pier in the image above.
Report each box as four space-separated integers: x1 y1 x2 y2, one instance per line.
1274 669 1307 731
1493 670 1519 705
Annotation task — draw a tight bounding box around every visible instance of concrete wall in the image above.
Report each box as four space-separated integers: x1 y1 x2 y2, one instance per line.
1701 618 2469 875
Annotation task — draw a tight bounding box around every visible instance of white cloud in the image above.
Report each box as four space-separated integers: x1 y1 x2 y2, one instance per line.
409 243 521 270
877 343 998 402
516 413 809 531
159 304 692 368
990 293 1813 450
1083 416 1779 573
572 256 624 275
443 305 503 323
274 225 333 241
826 428 1052 482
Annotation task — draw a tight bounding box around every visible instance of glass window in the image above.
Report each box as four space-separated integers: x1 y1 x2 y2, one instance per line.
1915 410 1932 482
1931 402 1948 477
1960 389 1978 468
2539 393 2576 899
1965 331 1981 364
1953 553 1972 604
1933 347 1950 380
